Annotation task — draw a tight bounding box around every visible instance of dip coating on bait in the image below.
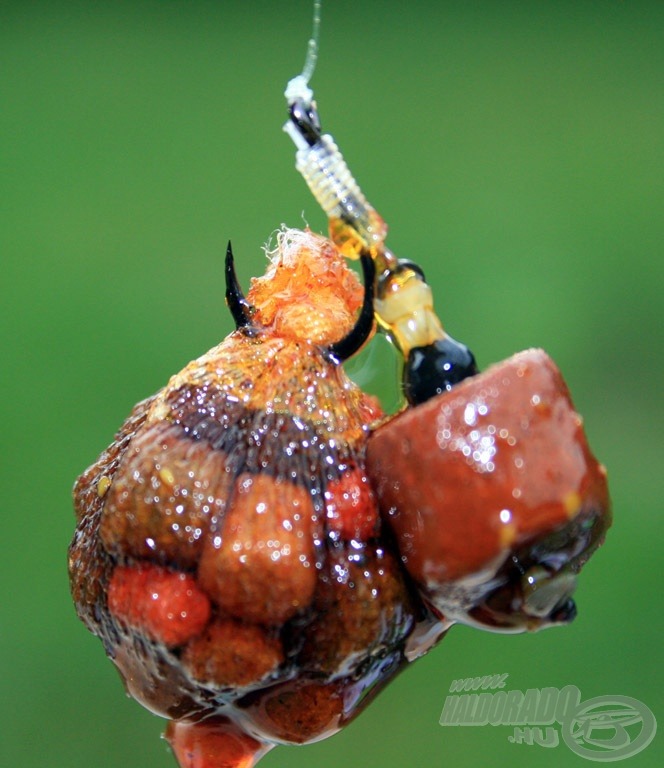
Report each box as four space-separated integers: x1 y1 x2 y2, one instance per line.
69 4 610 766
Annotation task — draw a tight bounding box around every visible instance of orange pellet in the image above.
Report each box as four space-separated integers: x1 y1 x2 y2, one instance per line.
166 719 273 768
182 619 283 687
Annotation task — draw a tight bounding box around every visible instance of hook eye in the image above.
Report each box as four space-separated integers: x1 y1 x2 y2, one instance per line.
289 98 322 146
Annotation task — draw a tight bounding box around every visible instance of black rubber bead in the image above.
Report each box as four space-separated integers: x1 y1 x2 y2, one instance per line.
403 337 478 406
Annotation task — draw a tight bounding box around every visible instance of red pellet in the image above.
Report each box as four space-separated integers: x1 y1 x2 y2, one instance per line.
324 467 378 541
108 563 210 647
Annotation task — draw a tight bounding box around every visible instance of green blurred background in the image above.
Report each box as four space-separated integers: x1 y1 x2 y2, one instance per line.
2 1 662 766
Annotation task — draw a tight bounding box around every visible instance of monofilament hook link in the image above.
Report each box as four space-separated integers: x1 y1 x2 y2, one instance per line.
285 0 322 105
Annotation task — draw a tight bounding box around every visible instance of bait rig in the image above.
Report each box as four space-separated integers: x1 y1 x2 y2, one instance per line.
69 6 611 767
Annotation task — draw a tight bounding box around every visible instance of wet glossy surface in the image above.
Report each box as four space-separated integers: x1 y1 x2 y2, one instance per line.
69 231 444 766
70 235 610 767
366 348 611 631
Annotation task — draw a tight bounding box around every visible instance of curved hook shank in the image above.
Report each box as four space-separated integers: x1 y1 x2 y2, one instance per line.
327 254 376 363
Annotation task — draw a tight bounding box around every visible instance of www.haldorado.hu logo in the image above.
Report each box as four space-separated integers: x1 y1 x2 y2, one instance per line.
439 674 656 761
